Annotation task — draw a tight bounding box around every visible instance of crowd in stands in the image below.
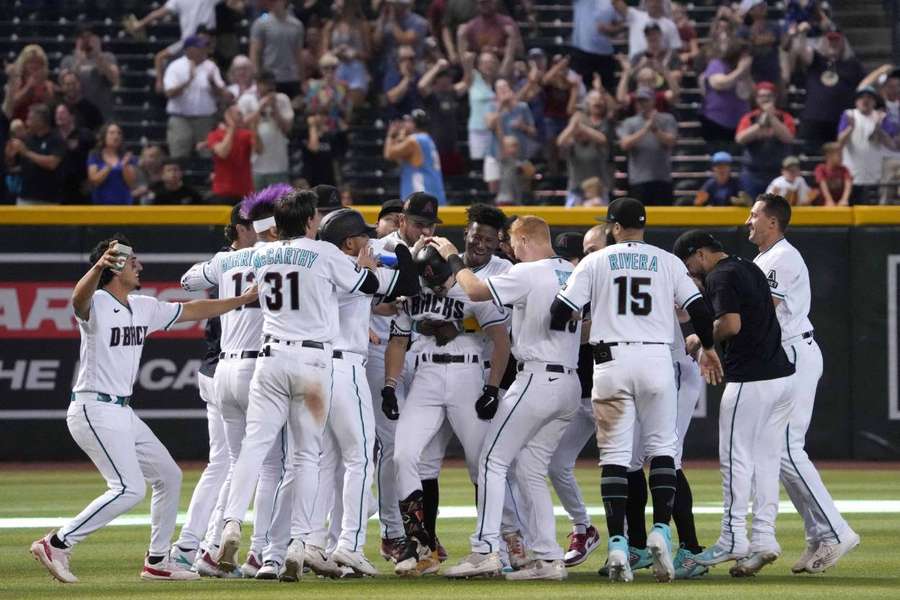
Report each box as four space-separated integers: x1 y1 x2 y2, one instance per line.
2 0 900 207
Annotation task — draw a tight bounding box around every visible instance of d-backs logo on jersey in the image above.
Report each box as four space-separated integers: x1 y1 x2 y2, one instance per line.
110 325 149 347
766 269 778 289
406 290 465 321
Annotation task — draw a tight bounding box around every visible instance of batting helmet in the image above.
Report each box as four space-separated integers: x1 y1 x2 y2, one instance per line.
413 246 452 288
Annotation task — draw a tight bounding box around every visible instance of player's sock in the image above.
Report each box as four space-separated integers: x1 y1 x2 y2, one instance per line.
421 478 439 543
648 456 677 525
673 469 703 554
399 490 434 551
50 534 69 550
600 464 628 538
147 554 166 565
625 468 648 548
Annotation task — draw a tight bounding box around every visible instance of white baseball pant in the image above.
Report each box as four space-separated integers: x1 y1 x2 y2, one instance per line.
471 365 581 560
59 397 182 556
223 343 331 531
780 338 850 544
174 373 231 551
592 344 678 468
548 396 595 529
394 356 488 499
716 375 793 554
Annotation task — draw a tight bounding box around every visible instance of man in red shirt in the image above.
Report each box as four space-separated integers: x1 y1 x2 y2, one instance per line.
206 105 258 204
457 0 521 57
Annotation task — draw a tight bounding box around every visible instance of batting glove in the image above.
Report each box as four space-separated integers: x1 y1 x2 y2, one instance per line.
381 386 400 420
475 385 500 420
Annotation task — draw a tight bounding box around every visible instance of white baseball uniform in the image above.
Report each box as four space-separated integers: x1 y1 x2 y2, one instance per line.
222 237 371 532
557 241 704 467
470 257 582 560
181 247 287 560
58 290 184 556
391 269 510 499
754 238 851 545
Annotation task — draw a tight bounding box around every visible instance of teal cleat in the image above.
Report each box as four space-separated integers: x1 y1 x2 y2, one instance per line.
673 547 709 579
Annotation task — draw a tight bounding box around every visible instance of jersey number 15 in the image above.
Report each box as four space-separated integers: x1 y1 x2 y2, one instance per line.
613 276 652 316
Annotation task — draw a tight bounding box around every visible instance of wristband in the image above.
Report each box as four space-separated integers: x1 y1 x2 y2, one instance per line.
385 377 398 389
447 254 465 275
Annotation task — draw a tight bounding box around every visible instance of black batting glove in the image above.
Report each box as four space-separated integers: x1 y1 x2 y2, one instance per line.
381 386 399 420
475 385 500 420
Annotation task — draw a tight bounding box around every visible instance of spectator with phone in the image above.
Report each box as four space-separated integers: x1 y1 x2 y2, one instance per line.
238 70 295 188
617 87 678 205
735 81 797 198
3 45 57 121
558 90 614 206
87 123 138 205
60 26 120 121
206 105 258 204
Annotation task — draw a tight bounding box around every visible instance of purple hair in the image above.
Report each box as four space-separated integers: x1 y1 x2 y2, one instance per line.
240 183 294 220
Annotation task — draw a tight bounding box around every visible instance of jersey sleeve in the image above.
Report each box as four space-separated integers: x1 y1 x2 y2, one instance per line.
374 265 399 297
326 246 369 293
763 250 798 301
705 268 740 318
181 255 220 292
470 298 509 330
138 296 184 334
670 255 704 309
485 263 530 308
556 253 594 311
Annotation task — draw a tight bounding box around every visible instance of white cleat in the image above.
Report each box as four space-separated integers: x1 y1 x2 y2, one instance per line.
607 547 634 583
331 548 379 577
792 542 819 574
282 540 305 582
194 549 221 577
806 530 860 574
504 559 567 581
241 550 263 578
169 546 197 573
30 532 78 584
444 552 502 579
646 526 675 583
304 544 344 578
217 521 241 572
140 552 201 581
255 560 282 580
729 549 781 577
502 531 529 570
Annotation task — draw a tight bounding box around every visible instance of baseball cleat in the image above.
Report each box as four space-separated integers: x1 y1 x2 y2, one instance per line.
30 533 77 584
729 549 781 577
170 546 196 573
502 530 529 570
564 525 601 567
792 542 820 574
415 548 442 576
606 536 633 583
282 539 305 582
805 530 860 574
304 544 343 578
646 523 675 583
331 548 379 577
504 559 567 581
241 550 263 578
444 552 502 578
140 552 201 581
394 539 425 577
693 543 747 566
217 520 241 572
380 537 405 563
194 549 221 577
597 546 652 576
255 560 281 580
673 547 709 579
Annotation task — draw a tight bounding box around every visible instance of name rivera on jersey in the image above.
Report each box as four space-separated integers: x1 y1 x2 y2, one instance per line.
608 252 659 272
110 325 149 347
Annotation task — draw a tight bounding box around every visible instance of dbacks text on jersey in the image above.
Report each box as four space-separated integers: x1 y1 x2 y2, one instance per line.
110 325 149 347
406 291 465 321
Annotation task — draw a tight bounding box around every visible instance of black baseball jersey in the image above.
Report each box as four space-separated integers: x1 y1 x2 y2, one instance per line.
704 255 795 383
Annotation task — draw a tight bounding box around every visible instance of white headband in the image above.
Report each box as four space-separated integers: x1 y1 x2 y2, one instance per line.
253 216 276 233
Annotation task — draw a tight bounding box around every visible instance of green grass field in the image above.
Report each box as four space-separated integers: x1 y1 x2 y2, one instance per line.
1 464 898 599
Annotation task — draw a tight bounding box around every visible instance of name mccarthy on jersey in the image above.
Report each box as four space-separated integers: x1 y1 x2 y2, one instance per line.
608 252 659 272
252 245 321 269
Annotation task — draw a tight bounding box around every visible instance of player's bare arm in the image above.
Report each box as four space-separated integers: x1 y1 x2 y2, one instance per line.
72 241 120 320
483 324 510 388
175 284 259 323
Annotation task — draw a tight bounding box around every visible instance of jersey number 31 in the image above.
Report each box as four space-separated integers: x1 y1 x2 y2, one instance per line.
613 276 652 316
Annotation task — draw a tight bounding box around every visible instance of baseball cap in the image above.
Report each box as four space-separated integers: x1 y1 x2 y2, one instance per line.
635 87 655 101
554 232 585 261
755 81 776 94
604 197 646 229
855 85 879 100
403 191 443 225
673 230 724 261
782 155 800 169
711 151 733 165
183 35 208 49
319 208 376 246
378 198 404 221
313 184 342 214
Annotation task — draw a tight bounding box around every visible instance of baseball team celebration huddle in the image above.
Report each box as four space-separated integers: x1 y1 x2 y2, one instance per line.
29 184 859 584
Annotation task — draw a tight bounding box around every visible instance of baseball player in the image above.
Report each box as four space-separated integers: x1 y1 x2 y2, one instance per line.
547 228 603 567
674 229 795 576
436 216 583 581
295 208 419 576
216 190 384 580
747 194 859 573
179 185 289 579
382 245 511 576
30 236 257 583
552 198 722 583
169 204 259 577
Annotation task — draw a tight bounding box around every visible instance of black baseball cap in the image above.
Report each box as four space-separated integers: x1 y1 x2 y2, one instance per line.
604 197 646 229
378 198 404 221
313 184 342 214
403 191 442 225
554 232 585 260
673 229 725 260
319 208 376 246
